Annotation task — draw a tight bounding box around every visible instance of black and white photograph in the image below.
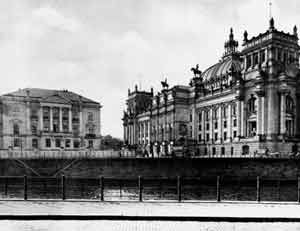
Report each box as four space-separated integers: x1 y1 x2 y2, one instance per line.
1 0 300 230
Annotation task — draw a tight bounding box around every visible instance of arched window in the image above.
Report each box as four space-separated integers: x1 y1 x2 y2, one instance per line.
13 124 19 135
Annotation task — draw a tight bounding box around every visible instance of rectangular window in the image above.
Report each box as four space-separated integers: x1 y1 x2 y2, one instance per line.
45 139 51 148
246 55 251 69
31 125 37 135
224 121 227 128
254 52 259 65
221 147 225 155
88 112 94 121
206 123 210 130
198 113 202 122
233 131 237 138
260 50 265 63
206 134 210 141
223 132 227 140
88 140 93 148
32 139 38 148
65 139 71 148
55 139 61 148
198 124 202 131
214 122 218 129
233 119 237 127
189 114 193 122
14 138 20 147
198 134 202 141
212 147 216 155
74 140 80 148
214 132 218 140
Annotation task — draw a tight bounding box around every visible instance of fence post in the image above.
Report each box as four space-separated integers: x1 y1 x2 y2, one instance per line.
298 177 300 203
216 176 221 202
138 176 143 202
256 176 260 202
4 177 8 196
100 176 104 201
177 176 182 202
23 175 28 200
61 175 66 200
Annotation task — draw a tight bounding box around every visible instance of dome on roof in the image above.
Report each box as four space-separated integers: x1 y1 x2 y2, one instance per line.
201 56 242 82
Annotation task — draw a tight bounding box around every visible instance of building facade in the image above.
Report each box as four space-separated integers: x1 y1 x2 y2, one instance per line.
123 18 300 157
0 88 102 150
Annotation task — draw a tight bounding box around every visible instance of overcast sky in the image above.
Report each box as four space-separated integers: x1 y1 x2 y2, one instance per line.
1 0 300 138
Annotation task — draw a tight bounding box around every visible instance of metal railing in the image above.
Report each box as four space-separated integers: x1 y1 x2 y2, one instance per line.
0 175 300 202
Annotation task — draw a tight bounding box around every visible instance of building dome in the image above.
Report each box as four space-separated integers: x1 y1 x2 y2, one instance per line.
201 57 242 82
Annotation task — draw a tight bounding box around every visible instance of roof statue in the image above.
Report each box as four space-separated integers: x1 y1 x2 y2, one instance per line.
191 64 202 78
161 78 169 89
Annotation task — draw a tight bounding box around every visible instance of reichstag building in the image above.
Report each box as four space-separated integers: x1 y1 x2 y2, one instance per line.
123 18 300 157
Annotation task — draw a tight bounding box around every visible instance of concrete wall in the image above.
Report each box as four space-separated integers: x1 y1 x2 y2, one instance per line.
1 158 300 178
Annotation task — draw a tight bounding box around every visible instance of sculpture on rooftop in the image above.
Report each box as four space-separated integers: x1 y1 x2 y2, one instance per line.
161 78 169 89
191 64 202 78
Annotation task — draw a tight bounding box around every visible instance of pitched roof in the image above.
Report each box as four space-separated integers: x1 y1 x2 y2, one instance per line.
2 88 100 105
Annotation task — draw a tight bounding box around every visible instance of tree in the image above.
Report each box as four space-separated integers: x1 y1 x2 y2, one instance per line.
100 135 123 150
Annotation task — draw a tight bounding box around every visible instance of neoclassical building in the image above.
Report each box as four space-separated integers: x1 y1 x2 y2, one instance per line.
123 18 300 157
0 88 102 150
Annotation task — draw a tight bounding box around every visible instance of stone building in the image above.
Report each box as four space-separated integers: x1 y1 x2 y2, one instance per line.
123 18 300 157
0 88 102 150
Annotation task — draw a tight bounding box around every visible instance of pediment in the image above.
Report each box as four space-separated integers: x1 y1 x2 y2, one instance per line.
42 94 70 104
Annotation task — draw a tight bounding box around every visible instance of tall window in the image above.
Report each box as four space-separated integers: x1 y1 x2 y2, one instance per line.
205 111 209 121
213 108 218 120
286 96 294 114
32 139 38 148
248 96 257 114
13 124 19 135
223 106 228 118
45 139 51 148
246 55 251 69
88 112 94 121
232 103 236 116
260 49 265 63
198 112 202 123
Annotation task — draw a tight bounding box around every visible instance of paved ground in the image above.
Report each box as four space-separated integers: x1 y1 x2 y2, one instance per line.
1 201 300 230
3 220 300 231
0 200 299 219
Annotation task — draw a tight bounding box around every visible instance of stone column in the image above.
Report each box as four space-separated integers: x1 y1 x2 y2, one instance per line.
39 106 43 131
59 107 63 132
209 107 213 142
280 92 287 135
26 102 30 134
257 96 262 135
201 110 205 142
295 93 300 138
50 107 53 132
228 104 232 140
79 109 83 134
267 87 279 138
68 108 72 132
240 101 245 137
236 101 241 138
218 106 222 142
261 97 265 135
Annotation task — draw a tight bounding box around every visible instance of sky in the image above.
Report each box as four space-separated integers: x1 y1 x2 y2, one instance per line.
0 0 300 138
